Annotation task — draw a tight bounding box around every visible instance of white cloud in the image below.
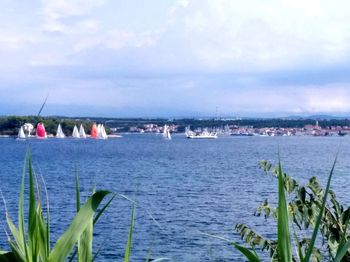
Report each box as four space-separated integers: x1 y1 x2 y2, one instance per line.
165 0 350 70
104 30 158 49
41 0 106 20
2 0 350 116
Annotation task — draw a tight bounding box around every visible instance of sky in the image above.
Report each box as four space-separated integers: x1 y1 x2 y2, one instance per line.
1 0 350 117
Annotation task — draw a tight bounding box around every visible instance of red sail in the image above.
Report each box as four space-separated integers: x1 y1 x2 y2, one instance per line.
91 123 98 138
36 123 46 138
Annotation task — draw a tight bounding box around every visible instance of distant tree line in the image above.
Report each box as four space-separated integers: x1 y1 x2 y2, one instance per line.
2 116 350 135
0 116 111 136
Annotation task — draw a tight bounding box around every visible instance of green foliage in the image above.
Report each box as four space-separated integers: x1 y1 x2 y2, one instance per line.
234 157 350 262
124 206 135 262
0 152 113 262
277 161 292 261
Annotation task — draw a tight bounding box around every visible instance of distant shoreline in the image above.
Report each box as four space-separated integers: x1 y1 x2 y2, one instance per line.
2 115 350 137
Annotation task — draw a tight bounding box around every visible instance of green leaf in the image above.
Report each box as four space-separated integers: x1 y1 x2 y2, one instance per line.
124 206 135 262
18 151 29 261
78 218 93 262
231 242 261 262
36 205 49 261
5 215 25 260
199 231 261 262
75 167 80 213
48 190 110 262
0 251 17 262
303 153 338 262
93 193 116 225
277 161 292 262
334 239 350 262
92 237 108 262
75 167 93 262
69 193 115 262
28 154 38 260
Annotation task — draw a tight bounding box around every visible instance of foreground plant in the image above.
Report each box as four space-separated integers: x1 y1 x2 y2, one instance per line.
203 154 350 261
233 155 350 262
0 152 113 262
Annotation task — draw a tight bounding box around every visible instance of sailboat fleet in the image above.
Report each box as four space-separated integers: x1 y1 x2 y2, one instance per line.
17 123 218 140
17 123 111 140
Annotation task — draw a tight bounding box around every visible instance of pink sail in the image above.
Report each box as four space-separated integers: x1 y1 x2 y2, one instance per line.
36 123 47 138
90 123 98 138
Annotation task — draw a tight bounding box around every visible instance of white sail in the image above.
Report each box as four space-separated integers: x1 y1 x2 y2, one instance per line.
100 124 108 139
163 125 171 140
56 124 65 138
163 125 168 138
18 126 26 139
79 124 86 138
72 125 80 138
97 124 102 139
166 129 172 140
23 123 33 137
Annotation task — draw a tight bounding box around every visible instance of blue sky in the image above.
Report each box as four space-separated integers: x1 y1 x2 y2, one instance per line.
1 0 350 117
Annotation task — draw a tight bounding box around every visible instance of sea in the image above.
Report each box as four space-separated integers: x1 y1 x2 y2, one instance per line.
1 134 350 261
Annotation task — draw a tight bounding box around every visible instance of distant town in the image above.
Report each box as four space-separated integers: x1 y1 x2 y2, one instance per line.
112 120 350 137
2 116 350 137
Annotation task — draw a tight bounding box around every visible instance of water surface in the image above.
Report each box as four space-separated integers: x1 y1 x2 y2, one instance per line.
0 135 349 261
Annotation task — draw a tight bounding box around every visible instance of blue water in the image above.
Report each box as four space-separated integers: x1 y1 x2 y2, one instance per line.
1 135 350 261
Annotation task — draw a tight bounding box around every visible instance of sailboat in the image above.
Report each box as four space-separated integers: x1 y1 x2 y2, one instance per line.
163 125 171 140
90 123 98 139
17 126 26 139
72 125 80 138
97 124 108 139
79 124 86 138
56 124 65 138
100 124 108 139
36 123 47 139
23 123 33 137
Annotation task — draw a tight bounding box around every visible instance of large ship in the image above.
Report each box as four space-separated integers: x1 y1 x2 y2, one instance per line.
185 126 217 139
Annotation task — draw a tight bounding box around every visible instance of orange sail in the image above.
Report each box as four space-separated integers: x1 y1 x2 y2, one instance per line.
91 123 98 138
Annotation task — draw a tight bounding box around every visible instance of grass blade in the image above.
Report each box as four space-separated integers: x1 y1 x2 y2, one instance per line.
39 172 50 257
18 151 29 261
92 237 108 262
75 167 80 213
334 240 350 262
48 190 110 262
0 251 17 262
5 216 25 260
231 243 261 262
78 220 93 262
303 154 338 262
36 206 49 261
292 223 304 261
124 206 135 262
93 193 116 225
75 168 93 262
334 239 350 262
199 231 260 262
277 161 292 262
28 154 39 260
